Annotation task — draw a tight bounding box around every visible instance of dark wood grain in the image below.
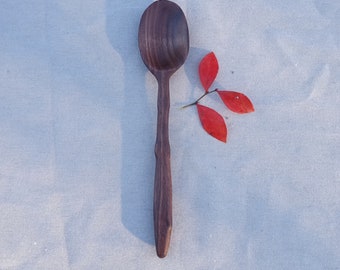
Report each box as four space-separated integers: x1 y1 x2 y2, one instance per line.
154 71 172 258
138 0 189 75
138 0 189 258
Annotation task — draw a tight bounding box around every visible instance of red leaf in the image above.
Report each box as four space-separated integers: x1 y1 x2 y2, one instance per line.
199 52 219 92
217 90 255 114
196 104 227 143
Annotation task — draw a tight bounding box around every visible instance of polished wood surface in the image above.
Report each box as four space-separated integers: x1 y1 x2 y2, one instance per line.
138 0 189 258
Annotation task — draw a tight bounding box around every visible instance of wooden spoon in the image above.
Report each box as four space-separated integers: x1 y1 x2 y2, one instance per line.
138 0 189 258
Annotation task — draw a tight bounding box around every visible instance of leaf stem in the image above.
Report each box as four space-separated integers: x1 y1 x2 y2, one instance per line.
181 88 218 109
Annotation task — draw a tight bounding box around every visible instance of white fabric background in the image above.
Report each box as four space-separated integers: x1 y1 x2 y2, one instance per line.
0 0 339 269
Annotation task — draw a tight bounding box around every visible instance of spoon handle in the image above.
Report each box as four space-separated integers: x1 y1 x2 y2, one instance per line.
154 71 172 258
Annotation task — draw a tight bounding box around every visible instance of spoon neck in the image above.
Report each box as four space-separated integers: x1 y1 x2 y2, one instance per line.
157 71 171 106
155 72 171 141
155 70 172 83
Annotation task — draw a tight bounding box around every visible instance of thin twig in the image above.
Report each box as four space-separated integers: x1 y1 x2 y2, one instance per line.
181 89 218 109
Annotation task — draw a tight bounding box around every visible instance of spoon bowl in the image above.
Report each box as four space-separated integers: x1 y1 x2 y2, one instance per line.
139 0 189 74
138 0 189 258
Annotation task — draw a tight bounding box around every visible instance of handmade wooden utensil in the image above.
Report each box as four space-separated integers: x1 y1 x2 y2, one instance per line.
138 0 189 258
